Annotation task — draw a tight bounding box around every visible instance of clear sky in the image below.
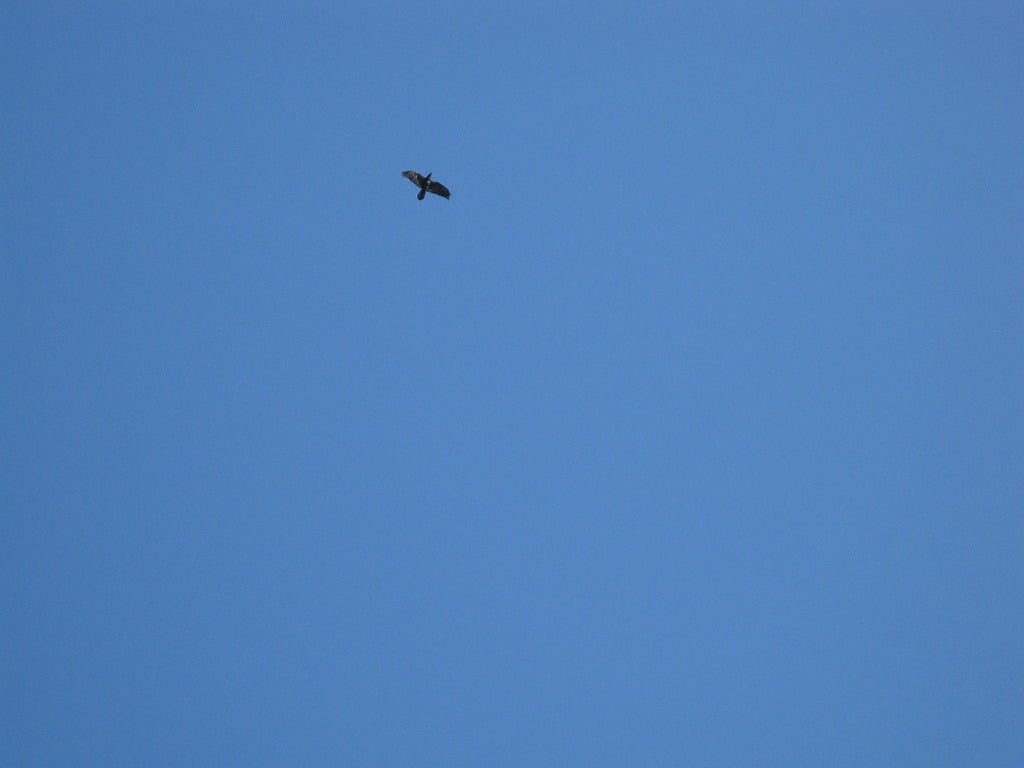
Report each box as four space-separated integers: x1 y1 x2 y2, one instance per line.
3 3 1022 766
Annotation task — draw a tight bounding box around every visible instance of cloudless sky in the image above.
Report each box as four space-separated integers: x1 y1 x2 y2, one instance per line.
3 3 1022 766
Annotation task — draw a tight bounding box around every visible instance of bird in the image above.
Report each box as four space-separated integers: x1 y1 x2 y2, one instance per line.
402 170 451 201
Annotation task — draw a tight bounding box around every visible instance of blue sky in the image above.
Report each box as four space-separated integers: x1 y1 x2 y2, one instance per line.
3 3 1022 766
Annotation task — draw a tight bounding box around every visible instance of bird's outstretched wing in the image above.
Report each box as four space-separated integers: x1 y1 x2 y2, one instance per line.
426 180 451 199
402 170 424 186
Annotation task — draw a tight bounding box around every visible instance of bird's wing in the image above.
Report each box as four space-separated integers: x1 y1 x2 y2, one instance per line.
402 170 423 186
426 180 451 198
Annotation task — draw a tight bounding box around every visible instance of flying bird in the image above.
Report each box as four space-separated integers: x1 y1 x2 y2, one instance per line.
402 170 451 201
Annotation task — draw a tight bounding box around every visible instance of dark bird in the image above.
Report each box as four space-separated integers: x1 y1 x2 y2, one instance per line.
402 170 451 201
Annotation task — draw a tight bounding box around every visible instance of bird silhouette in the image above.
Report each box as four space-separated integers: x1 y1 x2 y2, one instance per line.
402 170 451 201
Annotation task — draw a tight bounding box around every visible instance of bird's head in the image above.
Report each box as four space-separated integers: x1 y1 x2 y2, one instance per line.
425 171 432 181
